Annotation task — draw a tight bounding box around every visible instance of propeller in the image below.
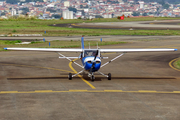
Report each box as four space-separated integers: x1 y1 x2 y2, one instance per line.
90 50 99 73
93 50 99 61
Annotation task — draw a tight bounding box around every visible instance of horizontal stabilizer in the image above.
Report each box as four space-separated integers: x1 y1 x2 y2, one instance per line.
59 57 79 59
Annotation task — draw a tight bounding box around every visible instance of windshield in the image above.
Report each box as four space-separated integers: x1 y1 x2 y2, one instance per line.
84 50 98 57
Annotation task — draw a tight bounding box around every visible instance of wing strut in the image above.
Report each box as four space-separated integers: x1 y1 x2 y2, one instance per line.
57 52 84 68
101 53 125 68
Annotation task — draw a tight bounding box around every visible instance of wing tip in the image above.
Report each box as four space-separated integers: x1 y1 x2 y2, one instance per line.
4 48 7 50
174 49 178 51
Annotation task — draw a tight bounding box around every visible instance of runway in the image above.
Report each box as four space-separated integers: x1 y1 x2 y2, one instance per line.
0 38 180 120
72 20 180 30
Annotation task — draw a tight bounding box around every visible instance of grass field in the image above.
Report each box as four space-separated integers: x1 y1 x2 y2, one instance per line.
0 40 127 51
0 17 180 36
174 59 180 69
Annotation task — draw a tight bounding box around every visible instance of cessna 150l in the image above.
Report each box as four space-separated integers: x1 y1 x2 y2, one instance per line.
4 37 177 81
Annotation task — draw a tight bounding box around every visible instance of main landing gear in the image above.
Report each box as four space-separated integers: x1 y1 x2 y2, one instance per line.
108 73 111 80
68 71 111 81
68 73 72 80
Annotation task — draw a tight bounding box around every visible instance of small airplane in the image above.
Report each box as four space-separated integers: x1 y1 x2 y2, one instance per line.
4 37 177 81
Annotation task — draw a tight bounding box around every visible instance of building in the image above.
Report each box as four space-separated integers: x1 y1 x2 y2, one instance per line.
64 1 70 7
0 1 4 6
139 1 144 9
63 10 73 19
11 9 17 16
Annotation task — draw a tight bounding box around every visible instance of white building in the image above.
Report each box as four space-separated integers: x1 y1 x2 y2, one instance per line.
11 9 17 16
103 13 112 18
63 10 73 19
64 1 70 7
47 3 55 7
0 1 4 6
139 1 144 9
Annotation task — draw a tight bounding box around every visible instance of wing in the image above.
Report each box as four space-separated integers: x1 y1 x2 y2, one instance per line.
4 48 83 52
99 49 177 53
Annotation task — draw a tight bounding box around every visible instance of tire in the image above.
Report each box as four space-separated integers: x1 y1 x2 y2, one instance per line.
68 73 72 80
91 75 95 81
108 73 111 80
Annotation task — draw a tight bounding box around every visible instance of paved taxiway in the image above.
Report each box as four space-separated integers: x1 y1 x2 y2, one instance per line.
0 38 180 120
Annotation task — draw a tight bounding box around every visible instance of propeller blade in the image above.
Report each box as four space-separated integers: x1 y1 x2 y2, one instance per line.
94 50 99 60
90 50 99 73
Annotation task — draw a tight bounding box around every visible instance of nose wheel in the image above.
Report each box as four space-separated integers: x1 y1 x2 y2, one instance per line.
91 75 95 82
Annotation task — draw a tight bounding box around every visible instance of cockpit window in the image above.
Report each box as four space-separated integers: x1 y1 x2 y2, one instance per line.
84 50 98 57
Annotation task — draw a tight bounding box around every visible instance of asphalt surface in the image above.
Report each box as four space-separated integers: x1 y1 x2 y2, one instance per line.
0 38 180 120
1 35 180 42
72 20 180 30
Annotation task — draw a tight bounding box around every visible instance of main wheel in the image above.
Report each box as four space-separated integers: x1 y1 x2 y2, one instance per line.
108 73 111 80
68 73 72 80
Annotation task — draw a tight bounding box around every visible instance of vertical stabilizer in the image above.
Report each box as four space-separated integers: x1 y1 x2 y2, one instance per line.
81 36 84 49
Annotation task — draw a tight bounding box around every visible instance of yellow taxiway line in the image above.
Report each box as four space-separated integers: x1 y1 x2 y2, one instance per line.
69 59 96 89
1 90 180 94
169 58 180 72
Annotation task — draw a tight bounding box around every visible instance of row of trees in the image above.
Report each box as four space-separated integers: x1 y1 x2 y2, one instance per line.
132 12 148 16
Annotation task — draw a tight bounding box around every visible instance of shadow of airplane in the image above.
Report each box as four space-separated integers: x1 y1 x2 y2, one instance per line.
7 76 176 81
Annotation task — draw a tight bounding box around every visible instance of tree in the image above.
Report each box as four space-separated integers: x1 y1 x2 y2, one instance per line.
163 4 170 9
25 0 43 2
142 13 147 16
6 0 19 4
156 7 160 12
80 5 83 8
22 7 29 12
68 7 77 13
132 12 140 16
95 15 103 18
21 7 29 15
47 8 56 13
158 0 165 5
1 12 5 16
52 14 61 19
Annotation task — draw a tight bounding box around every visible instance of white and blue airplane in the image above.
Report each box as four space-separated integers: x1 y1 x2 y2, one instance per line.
4 37 177 81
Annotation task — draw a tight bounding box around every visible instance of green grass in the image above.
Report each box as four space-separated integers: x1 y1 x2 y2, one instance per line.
1 40 127 51
0 40 22 44
0 17 180 36
174 59 180 69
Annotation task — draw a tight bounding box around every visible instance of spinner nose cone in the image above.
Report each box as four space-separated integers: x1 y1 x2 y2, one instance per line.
174 49 178 51
4 48 7 50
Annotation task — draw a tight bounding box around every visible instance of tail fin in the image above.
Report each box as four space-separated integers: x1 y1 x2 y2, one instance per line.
81 36 84 49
